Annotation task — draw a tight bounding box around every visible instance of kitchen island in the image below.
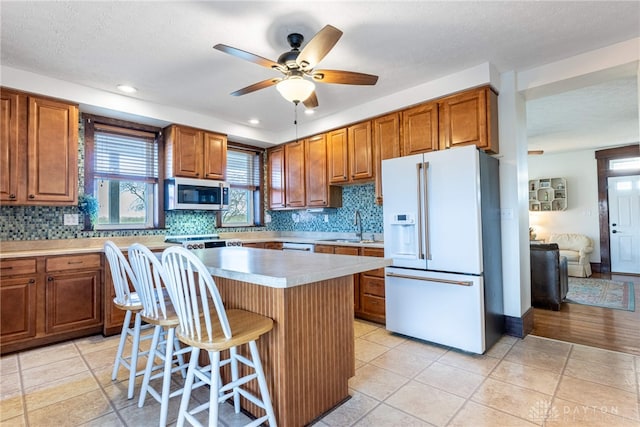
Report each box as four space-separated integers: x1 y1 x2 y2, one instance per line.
191 246 391 427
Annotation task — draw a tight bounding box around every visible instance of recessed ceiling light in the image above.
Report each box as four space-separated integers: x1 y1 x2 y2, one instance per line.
117 84 137 93
304 109 315 115
249 118 260 125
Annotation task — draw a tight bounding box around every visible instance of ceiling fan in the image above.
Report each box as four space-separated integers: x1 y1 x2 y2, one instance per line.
213 25 378 109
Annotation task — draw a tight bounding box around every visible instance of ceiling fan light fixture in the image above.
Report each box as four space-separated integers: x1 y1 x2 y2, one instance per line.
276 76 315 103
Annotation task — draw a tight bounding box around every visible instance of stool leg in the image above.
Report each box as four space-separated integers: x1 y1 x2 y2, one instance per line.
138 324 162 408
230 346 240 414
158 327 175 427
250 340 276 427
177 347 199 427
209 351 220 427
112 309 132 381
127 312 143 399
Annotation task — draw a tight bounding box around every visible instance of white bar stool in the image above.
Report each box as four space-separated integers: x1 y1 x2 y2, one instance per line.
103 240 154 399
128 243 191 427
162 246 277 427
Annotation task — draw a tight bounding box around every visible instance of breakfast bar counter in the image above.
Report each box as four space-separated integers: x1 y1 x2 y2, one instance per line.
192 247 391 427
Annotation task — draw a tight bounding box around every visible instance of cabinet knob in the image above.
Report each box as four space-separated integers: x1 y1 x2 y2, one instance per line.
29 279 35 284
47 276 54 281
28 194 35 199
9 194 16 199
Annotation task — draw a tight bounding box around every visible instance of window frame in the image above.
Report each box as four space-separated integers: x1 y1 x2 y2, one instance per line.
83 114 164 230
218 143 264 228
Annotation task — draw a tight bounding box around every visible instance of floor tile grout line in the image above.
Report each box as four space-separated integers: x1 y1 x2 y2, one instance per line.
15 350 29 427
72 337 131 427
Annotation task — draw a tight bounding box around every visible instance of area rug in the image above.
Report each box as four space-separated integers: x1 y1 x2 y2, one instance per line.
565 277 635 311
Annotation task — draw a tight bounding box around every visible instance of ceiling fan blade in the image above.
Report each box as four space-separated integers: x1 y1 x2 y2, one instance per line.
214 44 284 71
296 25 343 71
311 69 378 85
303 91 319 109
230 78 282 96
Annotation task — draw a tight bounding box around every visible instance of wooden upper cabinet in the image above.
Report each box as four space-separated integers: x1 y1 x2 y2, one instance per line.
402 102 439 156
267 146 286 209
305 134 342 208
327 128 348 183
165 124 227 179
1 90 20 203
438 86 499 154
284 140 305 208
373 112 401 205
328 122 374 185
348 121 374 181
202 131 227 180
1 89 78 206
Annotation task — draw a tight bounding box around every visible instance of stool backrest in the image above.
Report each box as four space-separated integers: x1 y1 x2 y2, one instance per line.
128 243 171 320
161 246 231 341
104 240 137 305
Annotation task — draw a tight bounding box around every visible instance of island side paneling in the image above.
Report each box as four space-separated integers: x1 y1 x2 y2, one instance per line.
215 275 355 427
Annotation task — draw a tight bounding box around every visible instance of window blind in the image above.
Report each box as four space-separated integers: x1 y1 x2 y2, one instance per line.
94 125 158 182
226 148 260 189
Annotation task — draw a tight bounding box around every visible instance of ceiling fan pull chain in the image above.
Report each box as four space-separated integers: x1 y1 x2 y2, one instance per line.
294 102 299 142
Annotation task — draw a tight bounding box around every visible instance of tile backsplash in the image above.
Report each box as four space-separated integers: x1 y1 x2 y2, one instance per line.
0 183 383 241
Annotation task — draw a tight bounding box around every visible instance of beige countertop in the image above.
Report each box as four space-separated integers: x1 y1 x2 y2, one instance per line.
0 233 384 259
191 246 391 288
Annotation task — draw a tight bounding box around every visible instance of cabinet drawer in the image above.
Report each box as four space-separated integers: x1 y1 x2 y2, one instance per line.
361 276 385 297
46 254 101 272
334 246 359 256
362 295 385 316
0 258 37 277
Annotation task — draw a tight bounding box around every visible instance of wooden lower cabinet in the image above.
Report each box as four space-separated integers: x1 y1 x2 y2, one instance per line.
358 247 385 324
264 242 283 250
0 258 37 344
45 269 101 334
1 253 104 354
315 244 385 324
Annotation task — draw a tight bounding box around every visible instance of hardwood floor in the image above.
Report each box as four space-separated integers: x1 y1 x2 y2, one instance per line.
531 273 640 356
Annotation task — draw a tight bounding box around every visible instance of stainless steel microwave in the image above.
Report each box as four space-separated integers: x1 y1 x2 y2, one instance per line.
165 177 229 210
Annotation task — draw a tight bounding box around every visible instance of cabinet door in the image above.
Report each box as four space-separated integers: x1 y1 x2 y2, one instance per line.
1 90 21 203
313 244 335 254
27 96 78 204
203 132 227 180
0 276 37 343
402 102 438 155
333 246 360 312
305 134 329 206
438 86 498 153
46 269 102 334
373 113 401 205
348 121 374 181
284 140 305 208
172 126 203 178
264 242 283 250
267 146 286 209
327 128 348 183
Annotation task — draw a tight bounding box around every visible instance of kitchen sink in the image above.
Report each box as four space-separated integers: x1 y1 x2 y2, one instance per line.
317 239 380 244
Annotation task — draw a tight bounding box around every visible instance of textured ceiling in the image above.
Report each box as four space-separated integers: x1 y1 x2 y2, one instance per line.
1 1 639 151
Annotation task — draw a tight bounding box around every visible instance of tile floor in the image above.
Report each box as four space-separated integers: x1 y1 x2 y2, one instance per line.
1 320 639 426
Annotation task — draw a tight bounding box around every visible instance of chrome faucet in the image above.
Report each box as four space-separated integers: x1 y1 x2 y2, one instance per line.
354 209 363 241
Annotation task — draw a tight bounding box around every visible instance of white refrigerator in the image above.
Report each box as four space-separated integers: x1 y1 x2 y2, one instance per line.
382 145 503 354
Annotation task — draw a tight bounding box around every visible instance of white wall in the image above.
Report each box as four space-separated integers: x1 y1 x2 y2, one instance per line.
528 150 600 262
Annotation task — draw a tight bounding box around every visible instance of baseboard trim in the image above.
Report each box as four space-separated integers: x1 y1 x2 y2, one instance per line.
504 307 534 338
591 262 602 273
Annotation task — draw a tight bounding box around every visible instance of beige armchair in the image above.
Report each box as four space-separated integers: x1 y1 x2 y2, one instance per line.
547 233 593 277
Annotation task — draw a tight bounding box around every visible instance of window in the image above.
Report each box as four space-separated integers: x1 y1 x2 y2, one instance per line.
84 116 161 229
221 146 262 227
609 157 640 171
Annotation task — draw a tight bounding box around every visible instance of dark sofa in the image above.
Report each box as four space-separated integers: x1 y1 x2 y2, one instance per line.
530 243 568 311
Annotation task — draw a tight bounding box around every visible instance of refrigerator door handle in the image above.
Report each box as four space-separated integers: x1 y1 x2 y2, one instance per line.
416 163 424 260
422 161 431 260
386 271 473 286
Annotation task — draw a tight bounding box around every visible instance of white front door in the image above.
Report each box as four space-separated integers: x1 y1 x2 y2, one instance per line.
608 175 640 274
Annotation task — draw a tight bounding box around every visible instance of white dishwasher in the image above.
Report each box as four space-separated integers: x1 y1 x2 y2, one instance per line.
281 242 315 252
